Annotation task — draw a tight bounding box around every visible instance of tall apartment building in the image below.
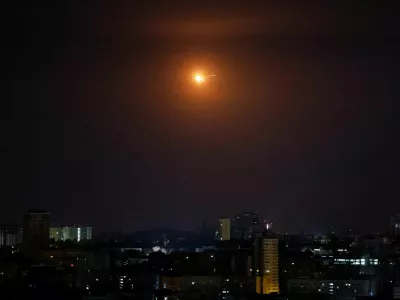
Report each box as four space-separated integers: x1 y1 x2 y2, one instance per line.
254 235 279 294
23 210 50 249
0 225 22 246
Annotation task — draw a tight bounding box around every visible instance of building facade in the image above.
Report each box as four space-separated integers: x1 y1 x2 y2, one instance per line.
50 227 63 242
50 226 92 242
160 276 255 295
215 218 230 241
0 225 22 246
287 279 378 298
23 210 50 250
231 212 261 239
254 236 279 294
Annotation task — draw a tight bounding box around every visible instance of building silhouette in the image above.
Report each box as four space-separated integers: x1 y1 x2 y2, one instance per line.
23 210 50 251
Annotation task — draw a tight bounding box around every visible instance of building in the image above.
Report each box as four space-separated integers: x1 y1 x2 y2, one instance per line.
391 214 400 237
333 257 379 266
26 264 75 290
160 275 224 295
215 218 230 241
254 235 279 294
215 239 253 276
394 280 400 299
63 226 92 241
231 212 261 239
287 279 378 298
23 210 50 250
0 225 22 246
160 275 255 295
50 227 63 242
50 226 92 242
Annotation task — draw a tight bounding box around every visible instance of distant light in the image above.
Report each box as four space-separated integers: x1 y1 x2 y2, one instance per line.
50 256 53 259
194 74 204 83
70 264 74 267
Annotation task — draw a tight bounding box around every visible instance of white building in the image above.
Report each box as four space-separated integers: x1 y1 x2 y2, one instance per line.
50 226 92 242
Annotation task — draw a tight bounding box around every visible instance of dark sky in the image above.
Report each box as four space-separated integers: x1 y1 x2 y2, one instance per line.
4 1 400 233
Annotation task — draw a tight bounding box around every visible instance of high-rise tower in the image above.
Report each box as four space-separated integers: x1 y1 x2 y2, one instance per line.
254 235 279 294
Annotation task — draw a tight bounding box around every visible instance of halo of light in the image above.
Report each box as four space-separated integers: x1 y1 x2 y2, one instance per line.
167 50 225 103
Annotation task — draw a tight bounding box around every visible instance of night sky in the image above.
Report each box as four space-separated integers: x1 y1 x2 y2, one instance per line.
4 2 400 233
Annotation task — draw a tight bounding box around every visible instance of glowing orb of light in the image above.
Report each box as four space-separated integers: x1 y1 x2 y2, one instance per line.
194 74 205 83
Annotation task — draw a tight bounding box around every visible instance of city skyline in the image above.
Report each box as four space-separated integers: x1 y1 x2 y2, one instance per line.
4 1 400 233
1 209 398 236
